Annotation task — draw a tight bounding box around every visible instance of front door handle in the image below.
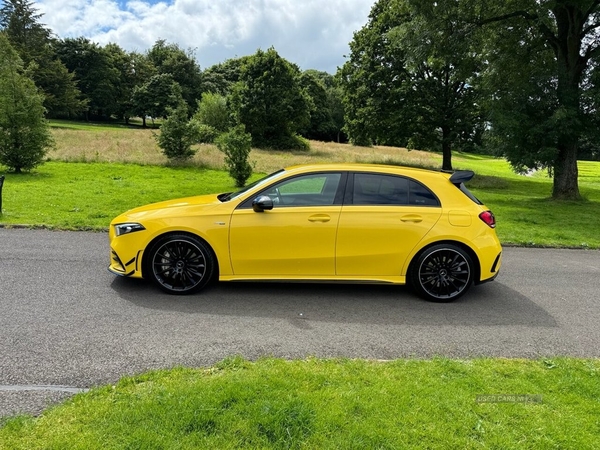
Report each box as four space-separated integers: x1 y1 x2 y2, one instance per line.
308 214 331 223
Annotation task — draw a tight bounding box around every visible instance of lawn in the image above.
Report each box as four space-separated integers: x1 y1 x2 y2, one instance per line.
1 357 598 449
0 162 240 230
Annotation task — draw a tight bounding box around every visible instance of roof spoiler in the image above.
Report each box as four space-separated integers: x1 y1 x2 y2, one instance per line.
449 170 475 185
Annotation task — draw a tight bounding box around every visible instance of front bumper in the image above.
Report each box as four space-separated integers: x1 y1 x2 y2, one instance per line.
108 248 142 277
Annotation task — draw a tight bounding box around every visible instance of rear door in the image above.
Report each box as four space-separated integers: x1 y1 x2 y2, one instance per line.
336 172 442 276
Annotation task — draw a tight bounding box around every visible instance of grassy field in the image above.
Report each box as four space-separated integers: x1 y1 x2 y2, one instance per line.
1 122 598 247
0 162 239 229
1 357 598 449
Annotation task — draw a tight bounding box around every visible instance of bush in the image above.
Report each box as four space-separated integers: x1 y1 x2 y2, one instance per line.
270 134 311 152
193 92 230 132
155 102 200 161
216 125 253 187
196 123 219 144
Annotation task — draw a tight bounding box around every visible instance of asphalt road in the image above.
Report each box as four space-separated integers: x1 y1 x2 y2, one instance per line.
1 228 599 418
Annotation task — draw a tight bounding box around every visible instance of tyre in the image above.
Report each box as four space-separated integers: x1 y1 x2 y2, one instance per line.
410 244 474 302
146 234 215 294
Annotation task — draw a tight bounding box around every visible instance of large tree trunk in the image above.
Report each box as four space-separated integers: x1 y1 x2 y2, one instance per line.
553 143 580 199
551 3 584 200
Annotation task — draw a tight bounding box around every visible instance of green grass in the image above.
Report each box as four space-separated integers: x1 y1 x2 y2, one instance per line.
2 121 600 247
48 119 160 131
1 357 598 449
0 162 246 230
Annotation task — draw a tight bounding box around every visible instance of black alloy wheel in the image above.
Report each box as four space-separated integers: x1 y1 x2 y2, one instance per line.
147 234 215 294
411 244 474 302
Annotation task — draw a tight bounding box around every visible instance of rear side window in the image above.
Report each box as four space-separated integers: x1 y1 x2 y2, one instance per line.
409 180 439 206
352 173 440 206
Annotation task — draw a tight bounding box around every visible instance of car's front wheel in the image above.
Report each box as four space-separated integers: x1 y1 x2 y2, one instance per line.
146 234 215 294
410 244 474 302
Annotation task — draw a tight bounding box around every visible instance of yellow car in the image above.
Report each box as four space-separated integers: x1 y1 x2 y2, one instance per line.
109 164 502 302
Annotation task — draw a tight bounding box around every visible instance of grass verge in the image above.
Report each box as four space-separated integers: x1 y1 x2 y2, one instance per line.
1 357 598 449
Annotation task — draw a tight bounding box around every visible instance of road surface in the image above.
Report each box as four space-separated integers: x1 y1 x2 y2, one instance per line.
1 228 598 417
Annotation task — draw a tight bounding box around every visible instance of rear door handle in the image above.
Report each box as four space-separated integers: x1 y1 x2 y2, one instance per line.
400 215 423 223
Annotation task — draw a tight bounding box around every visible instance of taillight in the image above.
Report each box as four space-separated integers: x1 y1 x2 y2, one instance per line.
479 210 496 228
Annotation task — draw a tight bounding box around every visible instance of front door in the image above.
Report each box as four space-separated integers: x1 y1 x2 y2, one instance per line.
229 172 344 276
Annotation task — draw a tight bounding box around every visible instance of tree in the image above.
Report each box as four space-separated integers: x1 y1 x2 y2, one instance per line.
0 34 53 172
193 92 230 132
216 125 253 187
0 0 49 61
299 71 342 142
0 0 85 117
394 1 484 169
105 44 155 124
131 73 183 127
54 37 120 120
202 57 250 95
155 101 200 161
474 0 600 199
33 58 87 118
339 0 483 170
147 40 203 114
231 48 310 150
338 0 413 147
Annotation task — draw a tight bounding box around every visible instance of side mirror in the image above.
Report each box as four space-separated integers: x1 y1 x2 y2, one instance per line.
252 195 274 212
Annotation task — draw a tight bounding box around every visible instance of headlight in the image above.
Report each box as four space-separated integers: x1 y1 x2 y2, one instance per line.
114 223 146 236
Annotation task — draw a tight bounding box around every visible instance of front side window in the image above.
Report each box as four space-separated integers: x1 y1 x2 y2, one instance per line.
241 172 343 208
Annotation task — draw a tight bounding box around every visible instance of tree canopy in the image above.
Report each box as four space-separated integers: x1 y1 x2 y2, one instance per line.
131 73 183 127
0 0 85 117
339 0 600 195
339 0 483 170
230 48 310 150
147 40 203 114
473 0 600 199
0 33 53 172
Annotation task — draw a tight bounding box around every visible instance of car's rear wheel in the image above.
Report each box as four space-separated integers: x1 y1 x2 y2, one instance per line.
147 234 215 295
410 244 473 302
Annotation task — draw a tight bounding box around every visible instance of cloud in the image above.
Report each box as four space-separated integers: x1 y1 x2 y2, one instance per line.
35 0 375 73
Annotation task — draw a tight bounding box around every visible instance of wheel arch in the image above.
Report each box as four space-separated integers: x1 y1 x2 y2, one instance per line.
141 231 220 281
406 240 481 286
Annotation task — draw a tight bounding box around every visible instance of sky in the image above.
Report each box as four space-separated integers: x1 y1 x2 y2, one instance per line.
34 0 377 74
